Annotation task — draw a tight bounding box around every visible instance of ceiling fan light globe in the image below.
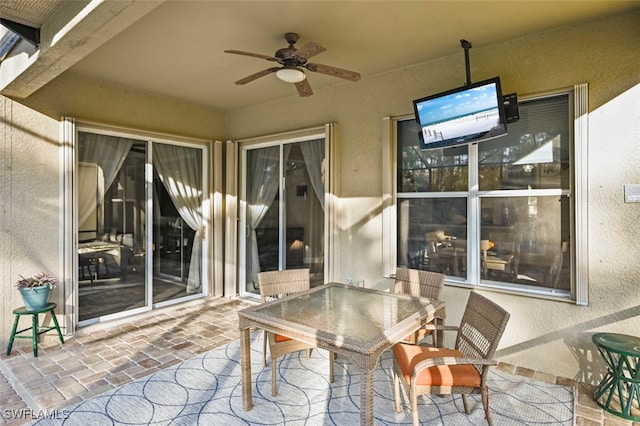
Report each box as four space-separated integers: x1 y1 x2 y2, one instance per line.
276 68 306 83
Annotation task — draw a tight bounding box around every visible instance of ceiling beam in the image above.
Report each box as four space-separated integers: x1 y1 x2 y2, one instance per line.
0 19 40 47
0 0 165 99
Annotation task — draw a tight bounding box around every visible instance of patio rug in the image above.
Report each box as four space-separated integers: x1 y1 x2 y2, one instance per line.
34 331 574 425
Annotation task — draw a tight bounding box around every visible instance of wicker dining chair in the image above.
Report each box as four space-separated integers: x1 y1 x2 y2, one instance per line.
392 291 510 426
394 268 445 345
257 268 334 396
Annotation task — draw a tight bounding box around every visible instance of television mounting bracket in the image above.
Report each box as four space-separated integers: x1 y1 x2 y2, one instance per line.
457 39 519 123
460 39 472 86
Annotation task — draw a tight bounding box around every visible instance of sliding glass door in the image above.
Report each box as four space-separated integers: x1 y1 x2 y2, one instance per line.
77 131 206 324
152 144 204 301
241 138 325 295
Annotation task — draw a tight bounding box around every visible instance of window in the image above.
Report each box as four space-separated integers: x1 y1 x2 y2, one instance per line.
384 86 588 302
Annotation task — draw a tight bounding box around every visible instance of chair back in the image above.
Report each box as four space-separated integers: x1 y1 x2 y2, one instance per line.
394 268 445 300
455 291 510 365
424 232 445 255
257 268 310 302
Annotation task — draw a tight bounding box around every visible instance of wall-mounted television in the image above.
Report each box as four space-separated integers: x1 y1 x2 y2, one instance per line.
413 76 508 149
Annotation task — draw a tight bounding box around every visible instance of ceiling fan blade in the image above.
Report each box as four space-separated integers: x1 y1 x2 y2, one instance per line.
305 62 361 82
295 79 313 97
224 50 279 62
293 41 326 61
234 67 279 85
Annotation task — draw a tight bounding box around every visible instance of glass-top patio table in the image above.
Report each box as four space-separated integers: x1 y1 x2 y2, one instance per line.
238 282 446 425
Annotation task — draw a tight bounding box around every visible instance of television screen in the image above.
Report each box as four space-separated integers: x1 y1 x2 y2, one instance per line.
413 77 507 149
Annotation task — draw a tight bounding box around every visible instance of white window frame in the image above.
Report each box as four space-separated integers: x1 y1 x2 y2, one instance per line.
382 85 588 304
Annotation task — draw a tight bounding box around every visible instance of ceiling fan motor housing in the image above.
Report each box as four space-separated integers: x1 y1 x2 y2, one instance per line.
275 47 305 66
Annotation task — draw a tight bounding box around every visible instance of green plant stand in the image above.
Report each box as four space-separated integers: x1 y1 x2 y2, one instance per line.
7 303 64 358
592 332 640 421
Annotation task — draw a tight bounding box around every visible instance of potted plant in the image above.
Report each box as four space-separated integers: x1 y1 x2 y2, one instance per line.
16 272 56 311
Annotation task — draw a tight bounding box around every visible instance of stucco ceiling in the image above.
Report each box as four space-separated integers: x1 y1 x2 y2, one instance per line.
2 1 639 112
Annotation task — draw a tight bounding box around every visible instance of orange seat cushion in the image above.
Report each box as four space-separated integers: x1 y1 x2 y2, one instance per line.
393 343 481 388
274 334 292 343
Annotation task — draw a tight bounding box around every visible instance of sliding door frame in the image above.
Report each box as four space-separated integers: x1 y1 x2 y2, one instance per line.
231 123 338 298
61 119 216 331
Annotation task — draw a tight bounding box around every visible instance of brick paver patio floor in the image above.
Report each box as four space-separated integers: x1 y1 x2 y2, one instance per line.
0 296 634 425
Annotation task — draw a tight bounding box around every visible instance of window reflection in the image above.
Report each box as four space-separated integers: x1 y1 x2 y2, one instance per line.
479 95 569 190
397 198 467 279
479 196 570 290
398 120 468 192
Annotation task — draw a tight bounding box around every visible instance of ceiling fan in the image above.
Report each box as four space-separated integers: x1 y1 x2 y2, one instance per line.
224 32 361 97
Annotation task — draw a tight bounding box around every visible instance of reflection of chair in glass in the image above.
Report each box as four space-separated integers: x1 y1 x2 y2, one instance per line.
394 268 445 345
98 255 110 277
517 241 568 288
423 231 450 273
407 247 426 269
480 238 518 281
78 254 96 282
78 252 112 282
257 268 334 396
426 231 466 276
406 235 428 269
447 238 467 275
392 292 510 426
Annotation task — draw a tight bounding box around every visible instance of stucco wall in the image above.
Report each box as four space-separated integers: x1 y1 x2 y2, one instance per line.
22 72 226 141
0 97 62 346
225 11 640 382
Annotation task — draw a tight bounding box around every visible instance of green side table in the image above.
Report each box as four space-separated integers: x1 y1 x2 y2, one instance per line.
7 303 64 358
592 332 640 421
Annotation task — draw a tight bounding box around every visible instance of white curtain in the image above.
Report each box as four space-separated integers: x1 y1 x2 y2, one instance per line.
78 133 133 227
247 145 290 287
300 139 325 272
77 162 104 237
153 144 203 294
300 139 325 210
